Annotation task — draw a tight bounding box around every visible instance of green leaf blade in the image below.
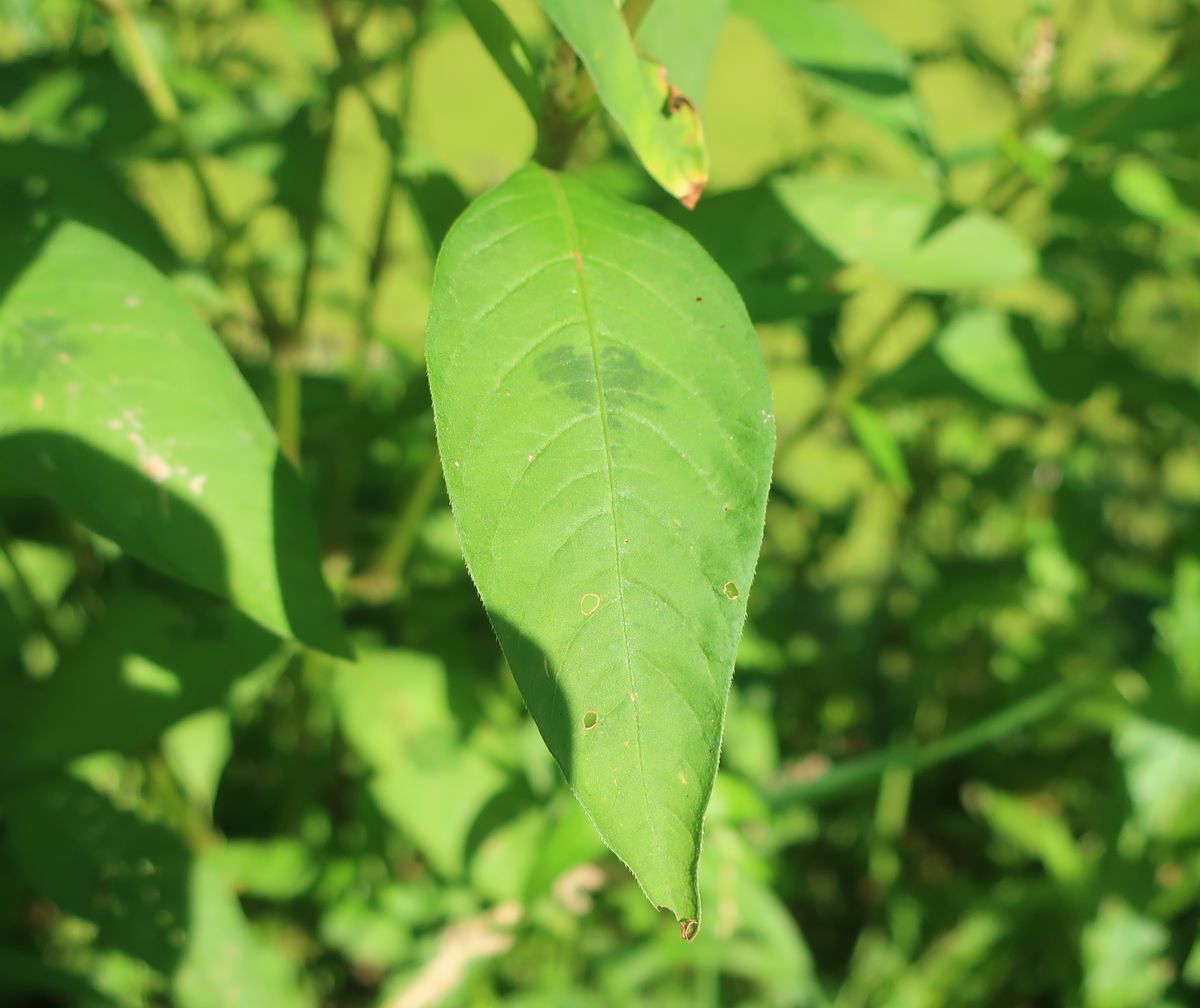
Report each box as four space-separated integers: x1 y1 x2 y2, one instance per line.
0 222 347 656
426 164 774 927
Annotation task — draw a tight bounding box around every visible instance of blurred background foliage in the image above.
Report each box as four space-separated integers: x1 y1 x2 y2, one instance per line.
2 0 1200 1005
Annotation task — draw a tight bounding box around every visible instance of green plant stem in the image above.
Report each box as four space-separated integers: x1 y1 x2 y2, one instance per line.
349 2 427 400
364 450 443 595
99 0 287 343
274 363 303 464
536 0 652 171
831 292 917 415
323 1 428 551
767 679 1101 809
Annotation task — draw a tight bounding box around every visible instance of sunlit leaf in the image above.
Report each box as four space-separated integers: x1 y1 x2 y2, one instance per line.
332 649 509 877
0 221 347 655
174 858 312 1008
1082 899 1172 1008
1113 159 1188 226
771 176 1036 290
427 164 774 927
1116 715 1200 841
934 309 1046 409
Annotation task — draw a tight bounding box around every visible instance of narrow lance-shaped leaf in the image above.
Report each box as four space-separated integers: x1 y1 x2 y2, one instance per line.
0 221 348 656
426 164 774 931
538 0 708 207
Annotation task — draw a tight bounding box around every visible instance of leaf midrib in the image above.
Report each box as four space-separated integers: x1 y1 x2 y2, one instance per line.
541 168 665 888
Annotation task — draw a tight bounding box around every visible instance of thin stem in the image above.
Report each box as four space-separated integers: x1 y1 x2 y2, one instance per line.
324 1 429 550
767 678 1102 809
99 0 286 339
270 1 355 464
826 292 917 419
359 450 443 597
535 0 658 172
350 1 426 398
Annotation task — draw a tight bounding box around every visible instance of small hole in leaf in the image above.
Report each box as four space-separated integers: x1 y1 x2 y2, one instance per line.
722 581 739 600
583 710 599 730
680 919 699 942
580 592 601 616
695 296 703 302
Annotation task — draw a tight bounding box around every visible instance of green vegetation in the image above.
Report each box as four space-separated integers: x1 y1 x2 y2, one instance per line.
1 0 1198 1005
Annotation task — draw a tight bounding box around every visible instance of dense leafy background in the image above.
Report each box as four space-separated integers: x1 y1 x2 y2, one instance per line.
2 0 1199 1006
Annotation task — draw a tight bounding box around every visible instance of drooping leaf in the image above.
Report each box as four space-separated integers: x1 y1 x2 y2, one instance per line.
636 0 728 107
732 0 930 155
538 0 708 207
0 221 348 655
771 176 1037 290
426 164 775 927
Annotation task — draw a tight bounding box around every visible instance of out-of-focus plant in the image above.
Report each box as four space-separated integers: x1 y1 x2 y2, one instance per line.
1 1 1198 1006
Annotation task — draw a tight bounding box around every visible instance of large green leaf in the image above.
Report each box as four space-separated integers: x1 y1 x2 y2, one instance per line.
426 164 775 928
538 0 708 207
732 0 929 154
771 176 1037 291
0 221 347 655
